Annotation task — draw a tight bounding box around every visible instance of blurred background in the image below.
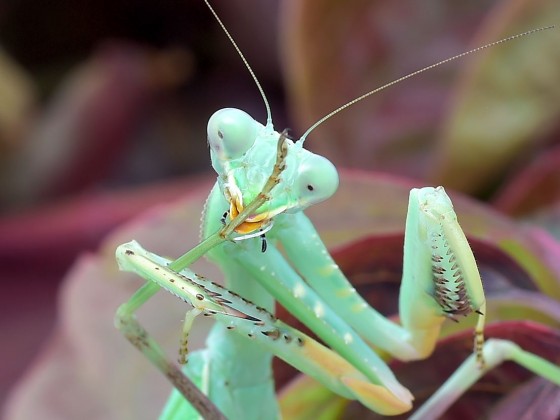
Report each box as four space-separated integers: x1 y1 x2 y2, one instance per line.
1 0 559 417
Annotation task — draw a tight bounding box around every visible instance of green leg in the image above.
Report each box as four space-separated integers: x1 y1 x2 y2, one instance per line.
410 338 560 419
114 283 226 420
178 308 202 365
113 222 232 418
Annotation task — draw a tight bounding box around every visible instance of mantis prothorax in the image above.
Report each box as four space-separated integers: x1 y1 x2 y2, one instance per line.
114 1 559 418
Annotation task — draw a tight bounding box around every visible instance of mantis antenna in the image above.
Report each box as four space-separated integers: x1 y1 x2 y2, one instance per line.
299 25 555 145
204 0 273 130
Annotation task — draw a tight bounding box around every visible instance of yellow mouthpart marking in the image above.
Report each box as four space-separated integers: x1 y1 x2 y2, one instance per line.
229 196 270 234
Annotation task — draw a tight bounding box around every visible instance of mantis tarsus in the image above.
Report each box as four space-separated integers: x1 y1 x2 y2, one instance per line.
114 2 560 418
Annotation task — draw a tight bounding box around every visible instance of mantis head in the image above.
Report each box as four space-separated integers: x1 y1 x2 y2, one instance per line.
207 108 339 234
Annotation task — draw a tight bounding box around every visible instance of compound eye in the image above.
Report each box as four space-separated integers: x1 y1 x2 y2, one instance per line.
207 108 257 160
296 154 339 207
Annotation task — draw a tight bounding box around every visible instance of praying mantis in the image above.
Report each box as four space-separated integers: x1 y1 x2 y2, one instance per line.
114 1 560 418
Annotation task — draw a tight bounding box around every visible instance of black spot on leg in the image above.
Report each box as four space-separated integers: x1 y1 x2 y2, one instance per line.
125 250 135 256
261 329 280 340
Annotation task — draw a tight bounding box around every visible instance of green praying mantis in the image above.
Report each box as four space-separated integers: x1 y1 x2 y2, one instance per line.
114 1 560 418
